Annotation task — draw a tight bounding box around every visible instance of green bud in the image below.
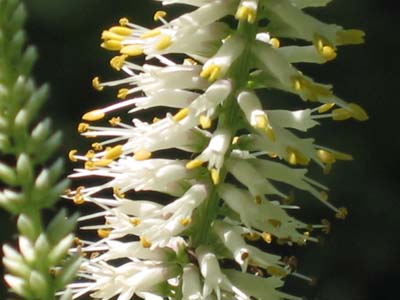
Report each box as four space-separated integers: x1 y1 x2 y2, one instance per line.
16 153 33 184
55 255 82 289
19 45 38 75
0 162 17 186
17 214 36 240
46 210 78 245
29 270 48 299
34 233 50 262
3 257 31 279
48 234 74 265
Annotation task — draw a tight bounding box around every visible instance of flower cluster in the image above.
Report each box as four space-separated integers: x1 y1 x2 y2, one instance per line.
66 0 367 299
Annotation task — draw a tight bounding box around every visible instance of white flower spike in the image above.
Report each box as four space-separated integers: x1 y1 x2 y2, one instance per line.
67 1 366 300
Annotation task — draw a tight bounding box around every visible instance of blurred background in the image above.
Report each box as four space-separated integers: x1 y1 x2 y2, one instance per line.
1 0 399 299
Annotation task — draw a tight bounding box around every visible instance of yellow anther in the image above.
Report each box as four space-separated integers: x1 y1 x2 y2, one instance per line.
318 102 335 113
104 145 123 160
268 219 282 228
93 159 113 167
78 122 89 133
336 207 348 219
116 88 129 100
154 10 167 21
90 252 100 259
268 152 278 158
92 143 103 151
119 17 129 26
293 79 302 91
255 195 263 204
73 237 82 246
297 231 310 246
235 6 256 23
232 136 239 145
109 26 133 36
321 45 337 61
283 191 295 205
321 219 331 234
264 127 276 142
261 232 272 244
199 115 212 129
68 149 78 162
336 29 365 45
130 218 141 226
200 64 221 82
140 236 152 248
92 76 103 91
85 150 96 159
266 266 287 277
156 35 172 50
286 147 309 166
348 103 369 121
173 108 189 122
211 168 220 185
317 149 336 164
97 228 111 238
134 149 152 161
101 30 125 41
255 115 268 129
332 151 353 161
84 161 96 170
152 117 160 123
183 58 198 65
270 38 280 48
82 109 105 121
110 55 128 71
242 232 260 241
73 190 85 205
320 191 328 201
332 108 352 121
109 117 121 126
113 187 125 198
101 40 123 51
120 45 144 56
180 217 192 226
186 159 204 169
140 28 161 39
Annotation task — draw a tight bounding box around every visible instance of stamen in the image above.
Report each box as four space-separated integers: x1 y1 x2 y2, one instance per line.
110 55 128 71
130 218 141 226
270 38 280 48
97 228 111 238
140 28 161 39
153 11 167 22
109 117 121 126
200 64 221 82
92 77 104 91
119 18 129 26
266 266 287 277
173 108 189 122
261 232 272 243
92 143 103 151
113 187 125 198
104 145 123 160
82 109 105 121
317 102 335 113
180 218 192 226
78 123 89 133
109 26 133 36
140 236 152 248
134 149 152 161
120 45 144 56
335 207 348 219
211 168 220 185
68 150 78 162
199 115 212 129
186 159 204 169
156 35 172 50
101 40 123 51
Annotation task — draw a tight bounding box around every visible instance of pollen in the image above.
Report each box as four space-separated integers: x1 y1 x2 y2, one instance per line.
211 168 220 185
173 108 189 122
156 35 172 50
68 149 78 162
270 37 280 48
140 236 152 248
84 161 95 170
235 6 256 24
77 122 89 133
336 207 348 219
117 88 129 100
318 102 335 113
109 26 133 36
92 76 103 91
153 10 167 21
180 217 192 226
120 45 144 56
317 149 336 164
109 117 121 126
97 228 111 238
199 114 212 129
134 149 152 161
321 45 337 61
113 187 125 198
110 55 128 71
130 218 141 226
91 143 103 151
261 232 272 244
200 64 221 82
119 17 129 26
73 193 85 205
101 40 123 51
104 145 123 160
186 159 204 169
82 109 105 121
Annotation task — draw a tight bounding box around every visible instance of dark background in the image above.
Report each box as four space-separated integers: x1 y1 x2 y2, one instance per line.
1 0 399 299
